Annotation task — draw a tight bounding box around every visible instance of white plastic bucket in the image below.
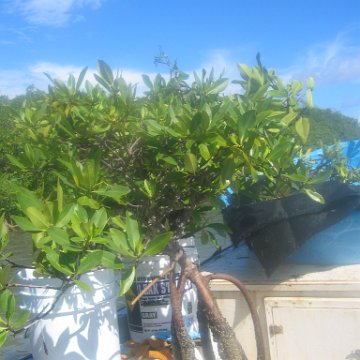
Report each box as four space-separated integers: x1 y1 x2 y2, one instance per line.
16 268 121 360
126 237 199 341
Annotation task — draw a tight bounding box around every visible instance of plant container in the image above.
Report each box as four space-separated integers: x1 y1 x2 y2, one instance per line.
16 268 121 360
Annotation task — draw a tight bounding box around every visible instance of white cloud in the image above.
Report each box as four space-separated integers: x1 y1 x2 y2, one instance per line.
0 69 32 97
5 0 105 26
280 34 360 85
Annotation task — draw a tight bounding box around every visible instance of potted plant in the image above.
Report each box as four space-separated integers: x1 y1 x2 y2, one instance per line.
0 56 330 359
0 180 128 359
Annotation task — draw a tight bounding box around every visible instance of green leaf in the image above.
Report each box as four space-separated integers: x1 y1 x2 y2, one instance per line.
32 234 51 248
237 63 252 80
184 152 198 174
77 196 100 209
295 117 310 143
12 309 30 328
46 252 73 275
12 215 43 232
97 60 114 85
126 212 140 252
0 215 9 249
91 237 108 245
93 184 130 202
57 179 63 213
94 73 111 92
206 223 230 238
238 110 256 137
143 180 154 198
165 127 182 138
77 250 103 274
144 119 163 136
48 227 69 246
281 111 298 125
306 88 313 108
25 207 50 229
268 89 288 98
80 159 100 190
6 154 26 170
0 289 15 322
70 217 86 238
290 80 303 95
76 66 88 91
111 216 126 231
283 172 308 182
16 188 44 212
303 188 325 204
162 156 178 166
307 76 315 90
74 205 89 223
221 156 235 183
101 251 123 270
199 144 211 161
73 279 92 292
119 266 136 296
206 78 229 95
308 172 331 185
200 229 209 244
208 134 227 148
91 208 108 233
55 204 75 228
142 232 173 257
0 330 7 347
142 74 153 90
108 228 135 258
207 231 221 250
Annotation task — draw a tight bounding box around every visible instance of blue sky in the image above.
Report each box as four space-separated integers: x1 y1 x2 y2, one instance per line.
1 0 360 120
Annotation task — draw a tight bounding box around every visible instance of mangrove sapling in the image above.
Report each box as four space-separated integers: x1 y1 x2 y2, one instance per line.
2 57 332 358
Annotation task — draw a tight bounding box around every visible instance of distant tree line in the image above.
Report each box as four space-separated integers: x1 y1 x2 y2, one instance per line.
306 107 360 148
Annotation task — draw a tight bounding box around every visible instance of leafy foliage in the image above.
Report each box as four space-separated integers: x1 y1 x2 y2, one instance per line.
0 57 358 347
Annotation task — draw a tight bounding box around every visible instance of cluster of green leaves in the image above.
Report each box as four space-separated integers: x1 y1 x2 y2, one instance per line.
0 216 29 346
1 58 322 272
1 57 356 346
0 89 48 214
309 142 360 185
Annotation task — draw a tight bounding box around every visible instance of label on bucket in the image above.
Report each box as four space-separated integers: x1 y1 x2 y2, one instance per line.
126 250 199 341
126 273 196 338
126 273 172 336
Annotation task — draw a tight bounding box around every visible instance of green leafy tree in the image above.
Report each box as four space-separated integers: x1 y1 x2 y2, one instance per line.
0 57 355 358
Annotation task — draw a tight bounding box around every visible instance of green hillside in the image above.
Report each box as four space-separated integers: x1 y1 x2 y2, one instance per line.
306 107 360 148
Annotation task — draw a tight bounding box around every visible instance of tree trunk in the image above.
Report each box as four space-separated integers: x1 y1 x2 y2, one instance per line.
175 250 248 360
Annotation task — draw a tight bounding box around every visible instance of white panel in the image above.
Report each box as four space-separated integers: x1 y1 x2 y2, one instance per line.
265 297 360 360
